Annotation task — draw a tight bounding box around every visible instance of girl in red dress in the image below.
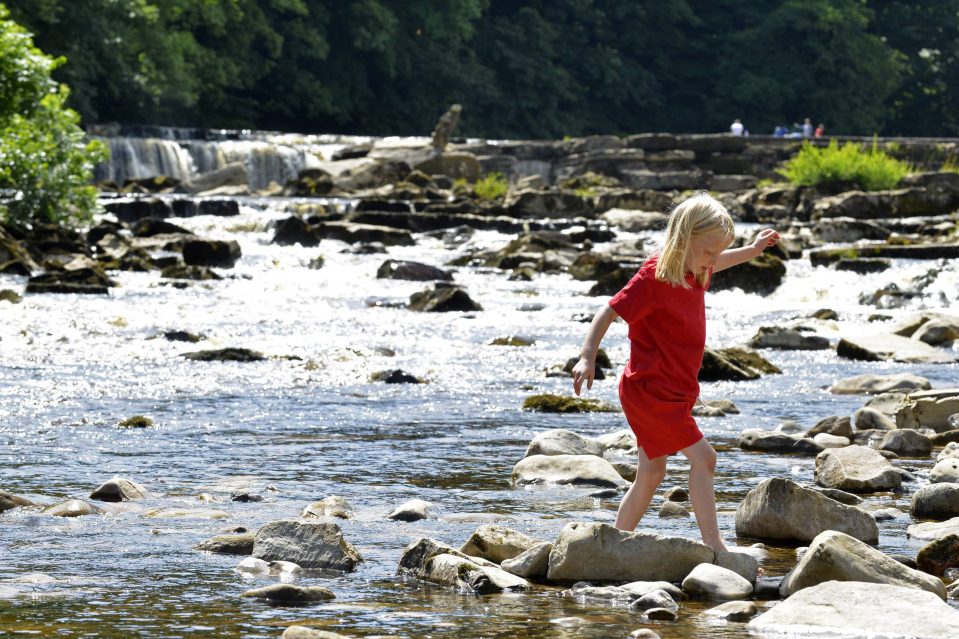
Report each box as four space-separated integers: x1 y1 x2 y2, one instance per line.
572 194 779 551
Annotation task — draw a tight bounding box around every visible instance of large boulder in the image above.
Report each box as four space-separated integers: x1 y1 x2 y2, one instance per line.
524 429 603 458
910 482 959 520
459 525 541 564
511 455 628 488
735 477 878 544
252 520 362 571
829 373 931 395
814 445 902 493
779 530 946 599
546 522 714 583
748 581 959 639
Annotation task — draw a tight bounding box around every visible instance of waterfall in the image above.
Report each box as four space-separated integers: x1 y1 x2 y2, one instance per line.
90 127 376 191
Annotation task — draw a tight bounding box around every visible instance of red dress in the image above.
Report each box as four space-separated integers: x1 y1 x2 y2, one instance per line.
608 256 708 458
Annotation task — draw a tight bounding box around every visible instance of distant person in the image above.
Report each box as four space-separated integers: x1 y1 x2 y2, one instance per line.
773 125 788 138
802 118 814 138
814 123 825 137
730 119 745 136
571 194 781 553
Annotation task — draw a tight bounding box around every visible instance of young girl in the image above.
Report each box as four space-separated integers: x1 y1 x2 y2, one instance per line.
571 194 779 552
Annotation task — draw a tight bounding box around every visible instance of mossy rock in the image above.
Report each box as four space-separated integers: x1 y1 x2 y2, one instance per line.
119 415 154 428
490 336 535 346
0 289 22 303
522 393 618 413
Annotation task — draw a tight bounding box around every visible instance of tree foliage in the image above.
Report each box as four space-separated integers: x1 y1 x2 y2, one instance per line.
3 0 958 138
0 4 105 226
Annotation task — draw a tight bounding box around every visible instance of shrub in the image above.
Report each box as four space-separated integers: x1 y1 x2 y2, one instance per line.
0 5 106 226
472 171 509 200
777 139 912 192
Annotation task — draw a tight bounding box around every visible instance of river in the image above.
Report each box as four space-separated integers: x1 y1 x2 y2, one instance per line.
1 192 957 638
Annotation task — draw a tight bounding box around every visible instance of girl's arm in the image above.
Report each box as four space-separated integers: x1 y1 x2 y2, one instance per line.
572 304 620 395
714 228 780 273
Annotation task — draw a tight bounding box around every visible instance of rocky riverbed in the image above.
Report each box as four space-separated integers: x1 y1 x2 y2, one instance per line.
1 131 959 638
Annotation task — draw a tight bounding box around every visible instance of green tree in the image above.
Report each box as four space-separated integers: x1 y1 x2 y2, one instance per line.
868 0 959 136
0 4 105 226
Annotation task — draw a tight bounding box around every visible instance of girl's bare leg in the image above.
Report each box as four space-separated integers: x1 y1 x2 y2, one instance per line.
614 447 666 531
682 437 727 552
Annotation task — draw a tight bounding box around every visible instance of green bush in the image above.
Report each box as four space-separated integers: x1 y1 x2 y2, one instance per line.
0 5 106 226
777 139 912 192
473 172 509 201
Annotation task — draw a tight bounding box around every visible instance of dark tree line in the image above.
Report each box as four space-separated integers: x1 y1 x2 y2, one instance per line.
6 0 959 138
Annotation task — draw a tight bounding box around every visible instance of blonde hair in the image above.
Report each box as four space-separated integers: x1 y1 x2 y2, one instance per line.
655 193 735 288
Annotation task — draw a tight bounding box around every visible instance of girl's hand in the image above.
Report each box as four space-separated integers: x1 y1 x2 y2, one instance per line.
572 358 595 396
751 229 780 254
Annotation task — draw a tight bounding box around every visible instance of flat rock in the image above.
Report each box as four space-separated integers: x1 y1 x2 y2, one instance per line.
524 428 603 457
837 333 956 364
829 373 931 395
908 517 959 541
748 581 959 639
240 583 335 604
512 454 628 488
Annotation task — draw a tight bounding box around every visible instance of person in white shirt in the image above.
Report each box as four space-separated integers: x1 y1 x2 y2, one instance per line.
730 119 745 136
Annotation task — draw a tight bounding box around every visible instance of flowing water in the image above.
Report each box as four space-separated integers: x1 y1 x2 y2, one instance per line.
1 196 958 638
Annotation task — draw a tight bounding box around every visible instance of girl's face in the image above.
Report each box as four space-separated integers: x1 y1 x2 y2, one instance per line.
685 230 730 275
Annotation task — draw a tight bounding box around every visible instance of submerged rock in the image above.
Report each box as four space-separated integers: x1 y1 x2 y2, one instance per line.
0 491 36 513
89 477 150 502
42 499 106 517
196 533 256 555
388 498 432 522
240 583 335 605
302 496 354 520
